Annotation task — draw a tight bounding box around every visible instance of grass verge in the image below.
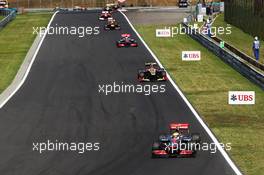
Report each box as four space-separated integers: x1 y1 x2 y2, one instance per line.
0 13 52 93
0 15 5 21
213 14 264 64
135 24 264 175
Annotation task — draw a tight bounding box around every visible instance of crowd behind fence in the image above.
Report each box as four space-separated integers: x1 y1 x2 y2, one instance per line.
6 0 184 8
225 0 264 39
4 0 226 12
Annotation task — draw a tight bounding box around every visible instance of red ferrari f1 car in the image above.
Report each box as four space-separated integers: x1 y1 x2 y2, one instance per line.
116 34 138 47
152 123 201 158
138 63 167 82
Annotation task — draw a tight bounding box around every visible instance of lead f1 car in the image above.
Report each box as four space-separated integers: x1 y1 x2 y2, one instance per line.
178 0 188 8
99 11 112 21
0 0 8 8
152 123 201 158
102 6 114 13
106 3 120 11
73 6 87 11
116 34 138 47
138 63 167 82
104 18 121 30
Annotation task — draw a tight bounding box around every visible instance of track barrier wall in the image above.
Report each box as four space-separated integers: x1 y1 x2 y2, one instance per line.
0 9 16 29
182 22 264 90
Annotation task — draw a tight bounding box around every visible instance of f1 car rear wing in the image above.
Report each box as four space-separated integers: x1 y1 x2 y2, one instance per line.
170 123 189 130
106 3 115 7
145 62 157 66
145 62 159 69
107 17 114 21
121 33 131 37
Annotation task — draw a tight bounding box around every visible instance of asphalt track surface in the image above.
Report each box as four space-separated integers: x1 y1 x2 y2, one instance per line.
0 10 236 175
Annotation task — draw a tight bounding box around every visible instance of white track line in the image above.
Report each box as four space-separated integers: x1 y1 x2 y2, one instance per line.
0 11 59 109
119 10 243 175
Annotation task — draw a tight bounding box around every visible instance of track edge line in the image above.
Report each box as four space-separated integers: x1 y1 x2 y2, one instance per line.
0 11 59 109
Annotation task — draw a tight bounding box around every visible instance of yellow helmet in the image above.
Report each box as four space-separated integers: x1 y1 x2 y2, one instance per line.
172 132 179 137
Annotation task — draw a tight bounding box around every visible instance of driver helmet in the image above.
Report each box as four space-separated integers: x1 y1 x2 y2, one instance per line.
172 132 179 138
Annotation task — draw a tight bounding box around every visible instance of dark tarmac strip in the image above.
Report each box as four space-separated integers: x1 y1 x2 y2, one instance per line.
0 10 237 175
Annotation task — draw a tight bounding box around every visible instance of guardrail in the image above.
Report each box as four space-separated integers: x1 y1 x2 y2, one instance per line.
182 22 264 90
211 37 264 71
0 9 17 29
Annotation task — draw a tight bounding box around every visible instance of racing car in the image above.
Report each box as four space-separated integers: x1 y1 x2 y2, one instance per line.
138 63 167 82
0 0 8 8
53 7 69 12
107 3 120 10
104 18 121 30
169 123 201 143
103 3 120 13
152 123 201 158
73 6 87 11
99 11 112 21
178 0 188 8
102 6 113 13
116 34 138 47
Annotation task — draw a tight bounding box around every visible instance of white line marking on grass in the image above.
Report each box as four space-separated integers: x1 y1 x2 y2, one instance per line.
119 10 243 175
